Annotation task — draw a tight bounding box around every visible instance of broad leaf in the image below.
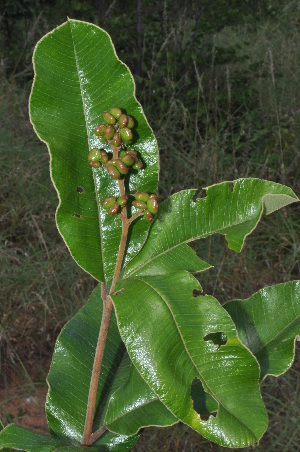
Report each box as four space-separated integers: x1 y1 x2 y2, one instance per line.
112 272 268 448
125 179 298 276
46 284 138 450
224 281 300 380
30 19 159 282
46 284 179 449
0 424 99 451
105 355 178 436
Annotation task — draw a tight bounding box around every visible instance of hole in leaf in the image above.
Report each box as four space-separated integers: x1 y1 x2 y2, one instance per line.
72 213 81 219
228 182 234 192
204 332 228 350
193 288 202 297
192 189 206 203
77 186 84 193
191 378 218 420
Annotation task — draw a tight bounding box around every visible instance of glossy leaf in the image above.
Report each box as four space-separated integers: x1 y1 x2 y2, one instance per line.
112 272 268 447
30 19 159 282
125 179 298 276
46 284 138 450
0 424 99 452
105 355 178 436
224 281 300 380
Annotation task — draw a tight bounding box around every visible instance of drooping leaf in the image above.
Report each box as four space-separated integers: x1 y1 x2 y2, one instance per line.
224 281 300 380
125 179 298 276
46 283 179 449
112 272 268 448
105 355 178 436
46 284 139 450
30 19 159 282
0 424 99 452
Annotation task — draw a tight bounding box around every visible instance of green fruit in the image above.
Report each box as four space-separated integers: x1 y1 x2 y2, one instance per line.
89 160 100 168
115 159 128 175
109 202 120 216
135 191 150 202
99 135 107 143
100 151 108 164
110 107 122 119
105 125 115 140
133 200 147 210
112 132 122 147
127 116 134 129
127 149 138 157
133 159 143 170
144 209 153 222
119 150 126 158
120 127 133 143
107 164 120 179
102 196 117 209
88 148 101 162
121 153 135 166
103 111 116 124
94 124 106 136
147 197 159 214
117 195 128 206
149 194 159 201
118 114 128 128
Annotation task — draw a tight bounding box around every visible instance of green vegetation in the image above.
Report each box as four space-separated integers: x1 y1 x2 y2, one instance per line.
1 1 299 450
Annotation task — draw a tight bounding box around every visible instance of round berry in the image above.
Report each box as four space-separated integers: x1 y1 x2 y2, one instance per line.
115 159 128 175
144 209 153 222
88 148 101 162
121 153 135 166
100 151 108 164
127 116 135 129
118 114 128 128
132 159 143 170
133 200 147 210
103 111 116 124
112 132 121 147
107 164 120 179
102 196 117 209
117 195 128 206
109 202 120 216
135 192 150 202
89 160 100 168
147 197 159 214
105 125 115 140
110 107 122 119
94 124 106 136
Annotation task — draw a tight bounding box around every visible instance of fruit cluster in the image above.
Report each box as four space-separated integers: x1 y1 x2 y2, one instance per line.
102 192 159 222
95 107 134 145
88 107 158 222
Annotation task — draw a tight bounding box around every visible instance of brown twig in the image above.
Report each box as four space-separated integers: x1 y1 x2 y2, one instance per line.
81 163 137 445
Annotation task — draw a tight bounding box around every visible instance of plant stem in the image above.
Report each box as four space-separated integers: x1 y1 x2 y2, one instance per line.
82 283 113 446
82 170 131 446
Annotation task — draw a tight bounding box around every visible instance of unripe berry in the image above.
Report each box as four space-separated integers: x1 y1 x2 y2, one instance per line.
99 135 107 143
147 197 159 214
110 107 122 119
149 194 159 202
135 192 150 202
112 132 121 147
102 196 117 209
105 125 115 140
119 150 126 158
144 209 153 222
115 159 128 175
88 148 101 162
89 160 101 168
132 159 143 170
127 116 135 129
94 124 106 136
103 111 116 124
109 202 120 216
107 164 120 179
133 200 147 209
127 149 138 157
100 151 108 164
117 195 128 206
118 114 128 128
121 153 135 166
120 127 133 143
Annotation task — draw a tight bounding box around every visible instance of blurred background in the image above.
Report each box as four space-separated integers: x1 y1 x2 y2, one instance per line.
0 0 299 450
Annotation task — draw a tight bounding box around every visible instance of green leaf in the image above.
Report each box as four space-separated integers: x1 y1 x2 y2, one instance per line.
105 355 178 436
0 424 98 452
125 179 298 276
112 272 268 447
224 281 300 380
30 19 159 282
46 284 138 450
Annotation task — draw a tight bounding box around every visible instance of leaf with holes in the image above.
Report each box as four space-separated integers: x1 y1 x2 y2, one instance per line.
125 179 298 277
224 281 300 380
29 19 159 282
112 272 268 448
